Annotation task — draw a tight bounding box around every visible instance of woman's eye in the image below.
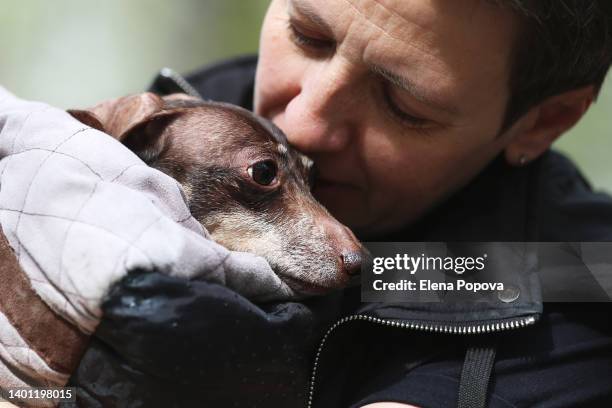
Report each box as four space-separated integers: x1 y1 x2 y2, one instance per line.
382 86 430 128
287 21 334 52
247 160 278 186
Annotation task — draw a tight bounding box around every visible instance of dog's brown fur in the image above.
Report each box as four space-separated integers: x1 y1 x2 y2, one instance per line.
69 93 364 296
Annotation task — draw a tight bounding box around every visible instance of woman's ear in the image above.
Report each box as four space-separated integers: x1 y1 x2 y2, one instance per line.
504 85 595 166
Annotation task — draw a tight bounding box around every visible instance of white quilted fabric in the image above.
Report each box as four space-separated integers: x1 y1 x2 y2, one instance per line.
0 87 292 392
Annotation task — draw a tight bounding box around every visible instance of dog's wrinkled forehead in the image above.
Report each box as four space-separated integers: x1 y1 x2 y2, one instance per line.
245 106 315 174
164 98 314 175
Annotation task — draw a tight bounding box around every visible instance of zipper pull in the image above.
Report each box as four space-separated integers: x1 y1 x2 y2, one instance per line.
148 67 203 99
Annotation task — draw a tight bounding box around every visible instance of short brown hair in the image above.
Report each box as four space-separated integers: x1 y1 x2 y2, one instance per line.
499 0 612 129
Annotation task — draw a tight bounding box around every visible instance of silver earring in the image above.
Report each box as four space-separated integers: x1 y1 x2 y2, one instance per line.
519 154 528 166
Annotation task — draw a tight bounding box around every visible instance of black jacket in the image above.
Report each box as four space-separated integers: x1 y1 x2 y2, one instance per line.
67 56 612 408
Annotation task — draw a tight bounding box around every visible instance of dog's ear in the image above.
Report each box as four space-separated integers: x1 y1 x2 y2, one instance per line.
68 109 106 132
68 92 189 164
119 111 183 164
68 93 167 140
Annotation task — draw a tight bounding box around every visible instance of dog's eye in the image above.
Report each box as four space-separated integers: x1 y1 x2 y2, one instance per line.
247 160 278 186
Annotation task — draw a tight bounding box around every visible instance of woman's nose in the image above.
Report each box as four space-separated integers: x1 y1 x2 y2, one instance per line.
282 60 356 154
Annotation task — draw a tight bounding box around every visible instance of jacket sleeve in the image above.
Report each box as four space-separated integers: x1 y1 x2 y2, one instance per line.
69 269 342 408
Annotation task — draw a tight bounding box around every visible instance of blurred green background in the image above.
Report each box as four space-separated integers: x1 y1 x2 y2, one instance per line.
1 0 610 193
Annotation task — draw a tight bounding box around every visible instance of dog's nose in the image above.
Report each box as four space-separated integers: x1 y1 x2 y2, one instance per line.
341 251 362 276
317 217 365 278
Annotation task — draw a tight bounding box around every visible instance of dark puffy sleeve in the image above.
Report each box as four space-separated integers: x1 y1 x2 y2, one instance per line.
67 270 343 408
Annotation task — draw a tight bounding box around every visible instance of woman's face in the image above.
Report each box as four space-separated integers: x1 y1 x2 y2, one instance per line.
254 0 521 238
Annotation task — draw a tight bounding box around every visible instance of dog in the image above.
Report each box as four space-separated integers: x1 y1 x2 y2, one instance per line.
69 92 364 297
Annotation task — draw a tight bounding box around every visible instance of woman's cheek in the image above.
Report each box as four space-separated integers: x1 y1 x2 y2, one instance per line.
256 43 308 116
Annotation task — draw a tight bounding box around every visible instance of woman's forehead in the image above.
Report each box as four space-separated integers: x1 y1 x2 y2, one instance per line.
285 0 519 112
288 0 517 64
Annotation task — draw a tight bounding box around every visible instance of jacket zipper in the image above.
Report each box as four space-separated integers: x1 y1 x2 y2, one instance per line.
306 313 538 408
158 67 203 99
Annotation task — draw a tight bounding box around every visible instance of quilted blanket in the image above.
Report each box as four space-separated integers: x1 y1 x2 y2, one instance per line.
0 87 290 403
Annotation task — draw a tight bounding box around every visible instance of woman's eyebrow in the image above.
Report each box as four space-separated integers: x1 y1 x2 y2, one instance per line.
289 0 459 117
288 0 333 33
371 64 459 116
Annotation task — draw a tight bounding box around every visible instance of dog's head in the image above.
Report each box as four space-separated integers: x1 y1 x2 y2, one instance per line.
70 93 365 296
